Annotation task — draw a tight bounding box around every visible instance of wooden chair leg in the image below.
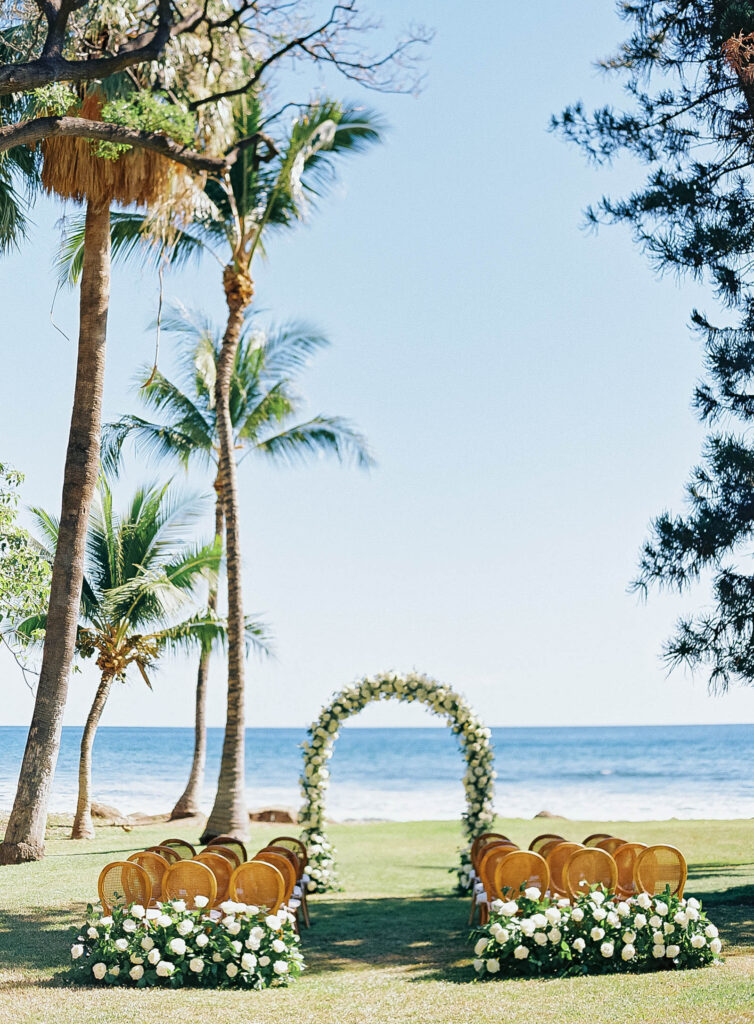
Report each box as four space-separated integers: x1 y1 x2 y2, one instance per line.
300 891 311 928
468 893 477 926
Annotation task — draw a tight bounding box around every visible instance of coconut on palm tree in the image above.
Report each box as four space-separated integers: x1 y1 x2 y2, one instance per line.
17 477 230 839
100 305 373 820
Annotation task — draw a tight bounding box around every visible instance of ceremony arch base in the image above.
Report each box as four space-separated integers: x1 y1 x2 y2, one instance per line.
298 672 496 893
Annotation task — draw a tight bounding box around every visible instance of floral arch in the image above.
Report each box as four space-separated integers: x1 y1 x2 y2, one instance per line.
298 672 496 893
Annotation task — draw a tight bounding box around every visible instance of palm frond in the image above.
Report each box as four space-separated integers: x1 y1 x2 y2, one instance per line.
256 416 376 469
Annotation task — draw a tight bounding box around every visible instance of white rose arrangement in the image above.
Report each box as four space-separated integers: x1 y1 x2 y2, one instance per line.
298 672 495 893
471 885 722 979
69 898 305 989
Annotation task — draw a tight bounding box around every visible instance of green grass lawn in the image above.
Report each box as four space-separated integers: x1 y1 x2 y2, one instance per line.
1 816 753 1023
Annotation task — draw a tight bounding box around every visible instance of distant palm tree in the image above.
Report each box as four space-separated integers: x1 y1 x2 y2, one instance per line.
103 305 373 819
18 478 231 839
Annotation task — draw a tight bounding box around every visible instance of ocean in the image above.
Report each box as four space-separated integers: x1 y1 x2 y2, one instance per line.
1 724 753 821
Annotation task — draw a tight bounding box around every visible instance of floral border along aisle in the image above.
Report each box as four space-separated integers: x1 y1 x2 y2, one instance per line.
471 885 722 978
69 899 304 988
298 671 496 893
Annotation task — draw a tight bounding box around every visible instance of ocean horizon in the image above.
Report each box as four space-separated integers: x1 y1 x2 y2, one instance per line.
1 723 753 822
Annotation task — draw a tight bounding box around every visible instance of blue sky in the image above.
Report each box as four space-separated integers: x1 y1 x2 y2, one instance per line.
3 0 754 729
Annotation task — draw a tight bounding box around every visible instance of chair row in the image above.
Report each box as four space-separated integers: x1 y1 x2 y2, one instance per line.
469 832 687 924
98 834 311 928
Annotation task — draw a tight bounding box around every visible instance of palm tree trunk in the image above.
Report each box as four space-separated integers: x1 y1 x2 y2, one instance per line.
170 488 224 820
0 200 111 864
71 675 113 839
201 266 253 842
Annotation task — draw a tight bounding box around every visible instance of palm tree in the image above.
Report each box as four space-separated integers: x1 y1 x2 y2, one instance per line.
102 305 373 821
59 95 382 840
18 477 228 839
0 88 181 863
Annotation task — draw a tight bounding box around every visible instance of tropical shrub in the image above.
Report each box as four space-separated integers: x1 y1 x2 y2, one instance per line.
69 899 304 989
471 885 722 979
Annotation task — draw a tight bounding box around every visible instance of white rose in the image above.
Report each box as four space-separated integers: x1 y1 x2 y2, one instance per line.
71 944 84 959
606 911 620 928
171 900 186 913
592 891 606 906
520 919 535 937
621 944 635 961
655 901 668 917
114 938 128 952
664 922 674 935
147 949 160 965
273 961 289 975
622 930 636 944
156 961 174 978
600 942 614 958
472 958 484 973
649 916 662 929
168 937 186 956
231 940 242 954
571 907 584 922
99 916 113 927
674 911 687 926
129 965 144 981
92 962 107 980
534 933 547 946
687 907 699 922
265 915 282 930
500 901 518 917
259 956 270 967
474 938 488 957
194 894 209 909
146 908 161 920
548 928 562 944
122 919 136 934
86 927 98 939
592 907 607 922
177 919 193 937
652 932 664 944
227 921 241 936
652 945 665 959
490 923 506 942
524 887 541 901
195 933 209 948
545 907 561 925
687 897 700 910
616 902 630 918
108 965 120 977
710 937 722 955
637 893 652 910
691 934 706 949
241 953 257 971
486 958 500 973
131 905 145 919
189 958 204 973
705 924 719 939
513 945 529 960
572 937 586 952
666 944 680 958
156 915 172 928
212 953 223 963
590 927 605 941
226 963 238 978
140 936 154 951
634 914 647 929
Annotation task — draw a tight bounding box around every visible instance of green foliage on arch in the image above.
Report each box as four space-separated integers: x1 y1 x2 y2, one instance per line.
298 672 496 893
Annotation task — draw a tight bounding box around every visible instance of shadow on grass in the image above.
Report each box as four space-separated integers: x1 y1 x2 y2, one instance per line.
303 894 471 982
0 905 80 984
